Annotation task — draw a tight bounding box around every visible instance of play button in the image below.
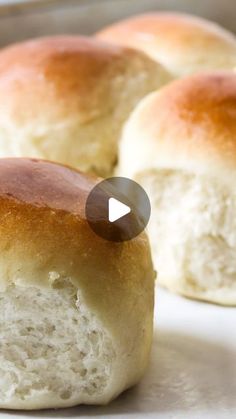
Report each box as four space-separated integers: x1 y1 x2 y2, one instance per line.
108 198 131 222
85 177 151 242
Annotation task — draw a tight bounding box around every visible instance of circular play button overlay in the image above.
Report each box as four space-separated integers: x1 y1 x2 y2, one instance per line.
85 177 151 242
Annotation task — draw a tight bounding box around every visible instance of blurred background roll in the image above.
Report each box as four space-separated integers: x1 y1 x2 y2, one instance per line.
97 12 236 77
0 35 170 177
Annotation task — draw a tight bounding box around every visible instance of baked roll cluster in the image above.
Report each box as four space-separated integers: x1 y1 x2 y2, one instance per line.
0 10 235 411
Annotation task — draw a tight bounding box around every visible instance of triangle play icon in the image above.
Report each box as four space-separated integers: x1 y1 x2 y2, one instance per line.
108 197 131 223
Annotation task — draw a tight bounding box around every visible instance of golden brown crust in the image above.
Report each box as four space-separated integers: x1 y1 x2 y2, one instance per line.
97 12 236 76
0 157 94 211
119 71 236 179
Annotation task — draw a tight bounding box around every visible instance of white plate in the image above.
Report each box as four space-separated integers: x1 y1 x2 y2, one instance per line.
2 287 236 419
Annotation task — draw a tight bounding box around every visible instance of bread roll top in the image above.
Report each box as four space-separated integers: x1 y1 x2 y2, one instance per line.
119 71 236 181
97 12 236 76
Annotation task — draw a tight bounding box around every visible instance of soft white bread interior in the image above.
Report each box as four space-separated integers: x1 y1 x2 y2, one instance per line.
118 71 236 305
96 12 236 77
0 158 154 409
0 36 170 177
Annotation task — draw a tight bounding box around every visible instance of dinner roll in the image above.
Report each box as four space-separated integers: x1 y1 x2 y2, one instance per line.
96 12 236 77
0 158 154 409
0 36 170 177
118 71 236 306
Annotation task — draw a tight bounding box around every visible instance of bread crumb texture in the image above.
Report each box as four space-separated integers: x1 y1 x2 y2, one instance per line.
0 281 115 408
139 169 236 305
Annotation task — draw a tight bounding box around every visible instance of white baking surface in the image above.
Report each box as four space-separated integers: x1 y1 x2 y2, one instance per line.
1 287 236 419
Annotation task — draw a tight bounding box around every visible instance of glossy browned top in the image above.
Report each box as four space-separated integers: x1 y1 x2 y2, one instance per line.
0 157 97 215
0 158 151 276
